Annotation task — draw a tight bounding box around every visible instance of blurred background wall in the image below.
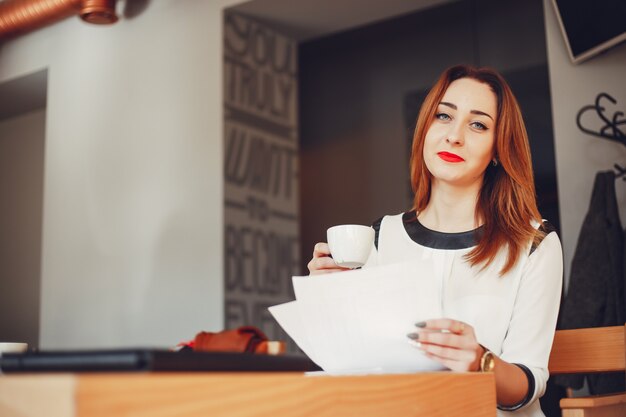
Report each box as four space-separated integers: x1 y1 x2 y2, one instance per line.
0 0 245 349
0 0 624 352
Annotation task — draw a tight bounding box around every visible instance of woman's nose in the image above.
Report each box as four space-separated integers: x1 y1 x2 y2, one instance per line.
445 122 464 145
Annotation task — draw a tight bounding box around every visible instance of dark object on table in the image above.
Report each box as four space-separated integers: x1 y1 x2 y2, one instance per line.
0 348 317 373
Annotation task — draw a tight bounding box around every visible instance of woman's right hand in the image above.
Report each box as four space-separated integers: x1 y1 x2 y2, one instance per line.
307 242 351 275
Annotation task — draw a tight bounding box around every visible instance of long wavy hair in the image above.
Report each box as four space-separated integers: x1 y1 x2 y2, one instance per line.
410 64 543 275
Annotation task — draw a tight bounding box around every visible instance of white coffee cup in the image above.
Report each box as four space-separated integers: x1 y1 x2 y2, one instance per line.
327 224 375 268
0 342 28 355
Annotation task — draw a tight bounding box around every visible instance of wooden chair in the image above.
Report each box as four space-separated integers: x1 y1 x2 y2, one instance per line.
548 325 626 417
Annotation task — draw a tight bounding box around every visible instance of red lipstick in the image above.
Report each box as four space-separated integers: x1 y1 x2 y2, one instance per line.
438 151 465 163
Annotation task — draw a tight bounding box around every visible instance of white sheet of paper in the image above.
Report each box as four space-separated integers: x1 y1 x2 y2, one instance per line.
267 301 321 364
269 260 446 374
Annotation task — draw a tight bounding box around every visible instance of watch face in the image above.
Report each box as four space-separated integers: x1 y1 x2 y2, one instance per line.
481 351 495 372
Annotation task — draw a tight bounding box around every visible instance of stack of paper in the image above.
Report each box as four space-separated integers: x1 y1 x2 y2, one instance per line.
269 261 446 374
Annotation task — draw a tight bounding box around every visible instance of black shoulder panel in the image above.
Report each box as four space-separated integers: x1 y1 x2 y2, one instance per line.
529 221 556 256
371 216 383 250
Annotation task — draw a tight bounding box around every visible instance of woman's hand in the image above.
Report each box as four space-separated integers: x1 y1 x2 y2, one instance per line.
307 242 351 275
408 319 484 372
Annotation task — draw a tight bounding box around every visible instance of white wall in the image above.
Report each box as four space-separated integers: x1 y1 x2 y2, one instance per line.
0 0 246 349
543 0 626 285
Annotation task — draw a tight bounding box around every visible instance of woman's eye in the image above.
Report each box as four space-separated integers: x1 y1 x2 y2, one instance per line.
470 121 488 130
435 113 451 121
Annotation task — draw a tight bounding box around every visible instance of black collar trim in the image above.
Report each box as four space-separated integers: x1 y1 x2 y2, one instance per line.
402 211 482 249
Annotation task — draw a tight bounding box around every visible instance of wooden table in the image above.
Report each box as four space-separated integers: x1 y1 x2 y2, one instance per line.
0 372 496 417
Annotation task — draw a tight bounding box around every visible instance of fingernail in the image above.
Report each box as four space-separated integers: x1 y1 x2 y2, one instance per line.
415 321 426 328
406 332 419 340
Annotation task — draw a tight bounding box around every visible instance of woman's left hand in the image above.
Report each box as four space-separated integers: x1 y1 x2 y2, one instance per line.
408 319 484 372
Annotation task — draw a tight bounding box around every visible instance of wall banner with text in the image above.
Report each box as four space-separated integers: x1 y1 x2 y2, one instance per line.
223 12 299 351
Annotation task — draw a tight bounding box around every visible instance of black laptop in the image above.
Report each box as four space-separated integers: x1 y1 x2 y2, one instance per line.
0 349 317 373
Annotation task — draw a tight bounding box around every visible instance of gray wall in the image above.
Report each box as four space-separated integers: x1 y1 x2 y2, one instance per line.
0 109 45 347
543 0 626 285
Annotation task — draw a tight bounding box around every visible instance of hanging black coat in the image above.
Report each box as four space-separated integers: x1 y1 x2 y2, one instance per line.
556 170 625 394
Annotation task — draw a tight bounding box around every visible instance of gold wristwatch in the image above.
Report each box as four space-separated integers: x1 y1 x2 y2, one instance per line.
480 346 495 372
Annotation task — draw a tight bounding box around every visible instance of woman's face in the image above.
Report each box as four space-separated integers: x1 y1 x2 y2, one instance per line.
423 77 497 188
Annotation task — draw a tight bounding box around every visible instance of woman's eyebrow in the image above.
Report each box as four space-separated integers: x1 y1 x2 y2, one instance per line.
440 101 457 110
440 101 494 121
471 109 494 121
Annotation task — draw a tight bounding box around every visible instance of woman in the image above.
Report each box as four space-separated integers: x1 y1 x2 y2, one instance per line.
307 65 562 417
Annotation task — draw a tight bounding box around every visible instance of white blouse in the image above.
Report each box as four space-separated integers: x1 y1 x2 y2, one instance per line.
364 212 563 417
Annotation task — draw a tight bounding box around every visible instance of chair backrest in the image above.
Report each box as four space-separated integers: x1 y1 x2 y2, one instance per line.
548 325 626 375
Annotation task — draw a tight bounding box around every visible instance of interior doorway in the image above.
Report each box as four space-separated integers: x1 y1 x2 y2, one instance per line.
0 69 47 349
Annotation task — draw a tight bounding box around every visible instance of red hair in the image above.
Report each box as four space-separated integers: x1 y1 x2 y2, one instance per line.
410 65 543 274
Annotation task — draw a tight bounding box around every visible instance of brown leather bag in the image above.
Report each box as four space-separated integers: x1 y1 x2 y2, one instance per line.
192 326 285 355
